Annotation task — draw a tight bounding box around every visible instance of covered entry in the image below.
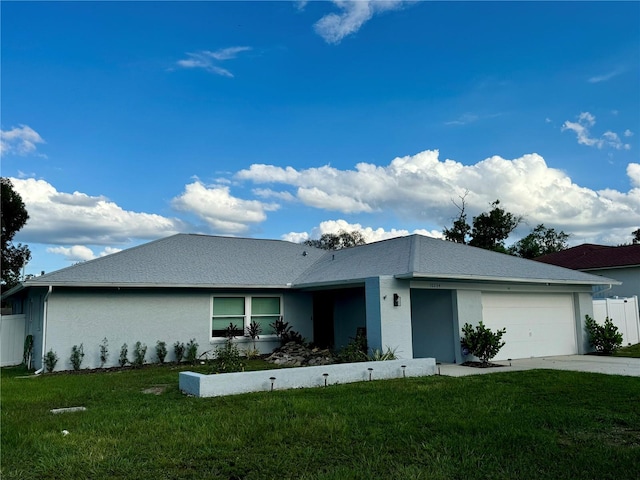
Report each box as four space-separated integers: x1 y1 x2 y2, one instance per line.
481 292 577 360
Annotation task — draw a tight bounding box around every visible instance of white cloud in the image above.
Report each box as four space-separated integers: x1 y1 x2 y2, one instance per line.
0 125 45 156
282 219 442 245
627 164 640 188
588 67 625 83
238 150 640 242
171 181 279 234
176 46 251 77
314 0 410 44
10 178 185 245
562 112 631 150
46 245 123 263
624 129 634 137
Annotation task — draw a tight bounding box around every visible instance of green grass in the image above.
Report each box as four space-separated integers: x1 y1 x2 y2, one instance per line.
2 364 639 480
614 343 640 358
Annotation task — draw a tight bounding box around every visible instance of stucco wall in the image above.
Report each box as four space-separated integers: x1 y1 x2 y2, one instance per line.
44 288 313 371
332 289 366 351
589 267 640 299
365 277 413 359
410 289 456 362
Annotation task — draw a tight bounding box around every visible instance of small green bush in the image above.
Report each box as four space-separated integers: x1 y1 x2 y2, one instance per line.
132 341 147 367
119 343 129 367
210 338 244 373
585 315 623 354
369 346 398 361
44 349 58 373
99 337 109 368
173 341 185 363
461 321 506 366
70 344 85 371
336 331 368 363
185 338 199 365
155 340 167 364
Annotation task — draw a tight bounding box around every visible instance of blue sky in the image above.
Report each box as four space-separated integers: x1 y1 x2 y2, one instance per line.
2 0 639 277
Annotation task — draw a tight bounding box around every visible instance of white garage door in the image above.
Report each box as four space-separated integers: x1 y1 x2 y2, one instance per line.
481 293 577 360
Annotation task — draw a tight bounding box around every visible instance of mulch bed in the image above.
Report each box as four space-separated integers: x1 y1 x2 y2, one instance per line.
461 361 508 368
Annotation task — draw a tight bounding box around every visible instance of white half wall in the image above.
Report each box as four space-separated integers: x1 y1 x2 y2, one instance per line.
179 358 436 397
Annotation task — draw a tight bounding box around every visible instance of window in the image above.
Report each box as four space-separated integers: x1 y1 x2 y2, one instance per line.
211 296 281 338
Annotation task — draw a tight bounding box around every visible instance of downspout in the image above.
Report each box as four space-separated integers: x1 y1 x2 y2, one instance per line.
34 285 53 375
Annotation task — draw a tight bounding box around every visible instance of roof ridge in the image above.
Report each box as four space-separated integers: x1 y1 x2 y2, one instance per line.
408 235 420 274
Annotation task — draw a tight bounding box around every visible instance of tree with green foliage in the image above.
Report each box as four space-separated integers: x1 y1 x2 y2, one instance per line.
509 224 570 259
1 178 31 290
469 200 522 252
444 198 521 253
303 229 366 250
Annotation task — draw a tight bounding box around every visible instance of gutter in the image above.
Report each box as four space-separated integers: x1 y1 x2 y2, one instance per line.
34 285 52 375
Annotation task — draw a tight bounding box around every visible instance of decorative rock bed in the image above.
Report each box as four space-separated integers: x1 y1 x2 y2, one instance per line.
265 341 335 367
179 358 437 398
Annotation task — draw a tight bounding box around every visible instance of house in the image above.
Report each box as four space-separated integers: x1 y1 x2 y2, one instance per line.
2 233 618 372
535 243 640 299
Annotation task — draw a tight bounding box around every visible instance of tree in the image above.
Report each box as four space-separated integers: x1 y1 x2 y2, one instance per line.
468 200 522 252
443 191 471 244
303 229 366 250
1 178 31 290
632 228 640 245
443 198 521 252
509 224 570 259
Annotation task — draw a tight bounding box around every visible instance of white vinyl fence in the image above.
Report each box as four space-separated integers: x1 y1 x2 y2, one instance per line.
593 296 640 346
0 314 26 367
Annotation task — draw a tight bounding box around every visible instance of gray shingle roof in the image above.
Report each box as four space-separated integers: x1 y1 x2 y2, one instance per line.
292 235 618 287
17 233 616 292
24 234 326 288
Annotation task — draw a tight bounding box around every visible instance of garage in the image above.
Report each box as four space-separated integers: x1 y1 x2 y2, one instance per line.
481 292 577 360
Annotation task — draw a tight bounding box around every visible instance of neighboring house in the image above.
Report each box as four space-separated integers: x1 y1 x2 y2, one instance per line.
535 244 640 299
2 234 617 371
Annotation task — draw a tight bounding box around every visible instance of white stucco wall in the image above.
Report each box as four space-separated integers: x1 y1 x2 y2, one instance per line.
365 276 413 359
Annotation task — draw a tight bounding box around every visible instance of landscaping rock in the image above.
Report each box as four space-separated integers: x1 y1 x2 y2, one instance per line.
266 342 335 367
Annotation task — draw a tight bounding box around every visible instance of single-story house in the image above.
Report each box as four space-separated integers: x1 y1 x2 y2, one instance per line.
536 243 640 299
2 234 618 372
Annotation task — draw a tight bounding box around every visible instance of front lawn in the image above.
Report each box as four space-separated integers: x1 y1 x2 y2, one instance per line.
1 365 639 479
614 343 640 358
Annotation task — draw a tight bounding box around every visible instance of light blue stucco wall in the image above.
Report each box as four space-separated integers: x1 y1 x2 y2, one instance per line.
332 288 366 351
42 288 313 371
410 289 456 363
589 267 640 300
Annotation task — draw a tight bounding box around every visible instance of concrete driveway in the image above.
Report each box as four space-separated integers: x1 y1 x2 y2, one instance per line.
439 355 640 377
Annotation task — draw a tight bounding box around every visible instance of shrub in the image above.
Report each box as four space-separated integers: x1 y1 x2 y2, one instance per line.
585 315 623 354
99 337 109 368
23 334 34 369
185 338 199 365
155 340 167 364
369 346 398 361
119 343 129 367
460 321 506 366
336 331 368 363
44 349 58 373
270 317 292 338
173 341 185 363
210 338 244 373
246 320 261 345
132 341 147 367
70 344 85 371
